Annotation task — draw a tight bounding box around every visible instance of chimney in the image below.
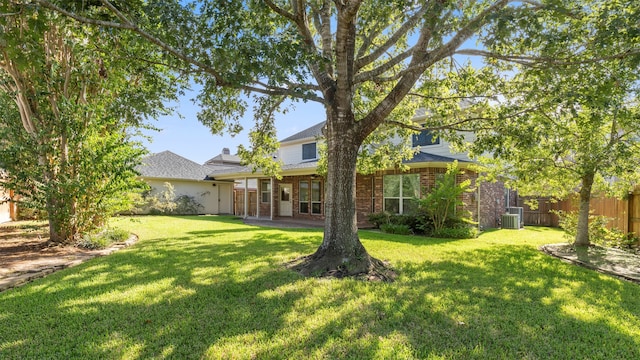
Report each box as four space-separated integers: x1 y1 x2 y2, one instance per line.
222 147 230 155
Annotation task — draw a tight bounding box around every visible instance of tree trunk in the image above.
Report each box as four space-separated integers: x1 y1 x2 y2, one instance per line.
46 195 66 244
43 161 73 244
575 172 595 247
290 113 394 280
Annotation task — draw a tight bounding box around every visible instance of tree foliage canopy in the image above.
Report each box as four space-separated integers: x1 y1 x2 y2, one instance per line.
421 0 640 245
0 2 178 242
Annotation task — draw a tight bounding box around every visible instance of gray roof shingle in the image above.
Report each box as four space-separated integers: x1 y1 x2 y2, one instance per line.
204 153 242 166
137 151 215 181
280 121 326 143
405 152 468 164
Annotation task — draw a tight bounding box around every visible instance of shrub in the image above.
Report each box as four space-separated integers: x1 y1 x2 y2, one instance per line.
127 183 204 215
414 213 434 235
368 212 421 233
415 161 473 233
432 226 479 239
393 213 421 231
555 210 637 249
367 212 390 228
174 195 204 214
17 206 48 221
380 223 412 235
77 228 130 249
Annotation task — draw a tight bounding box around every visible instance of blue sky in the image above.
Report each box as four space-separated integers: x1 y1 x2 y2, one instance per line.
138 91 327 164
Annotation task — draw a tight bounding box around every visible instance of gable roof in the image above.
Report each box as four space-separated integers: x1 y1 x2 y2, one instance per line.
137 151 214 181
280 121 326 143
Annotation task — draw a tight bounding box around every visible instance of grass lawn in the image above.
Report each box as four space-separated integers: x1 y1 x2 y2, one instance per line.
1 216 639 359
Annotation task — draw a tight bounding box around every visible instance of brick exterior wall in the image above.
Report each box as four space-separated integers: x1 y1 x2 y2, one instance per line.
478 180 506 229
250 168 506 229
356 174 374 225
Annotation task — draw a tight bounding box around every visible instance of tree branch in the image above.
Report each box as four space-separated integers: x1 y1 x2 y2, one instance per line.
355 5 427 71
263 0 296 22
408 92 499 101
34 0 131 29
456 48 640 67
242 82 325 104
353 48 414 84
431 0 511 62
355 1 511 141
355 16 385 61
36 0 326 103
310 0 333 65
36 0 229 86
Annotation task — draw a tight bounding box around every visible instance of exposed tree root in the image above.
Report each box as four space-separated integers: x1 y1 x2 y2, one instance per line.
286 252 397 282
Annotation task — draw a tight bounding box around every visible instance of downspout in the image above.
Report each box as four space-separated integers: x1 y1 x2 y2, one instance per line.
477 179 481 230
214 182 219 214
256 178 260 219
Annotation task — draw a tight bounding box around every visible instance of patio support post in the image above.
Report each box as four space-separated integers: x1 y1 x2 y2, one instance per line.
244 177 248 219
256 178 260 219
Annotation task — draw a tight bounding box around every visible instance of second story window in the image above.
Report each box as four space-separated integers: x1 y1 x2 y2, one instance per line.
412 129 440 147
302 142 317 160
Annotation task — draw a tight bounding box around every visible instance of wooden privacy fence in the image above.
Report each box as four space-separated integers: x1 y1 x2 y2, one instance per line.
517 188 640 237
234 190 257 217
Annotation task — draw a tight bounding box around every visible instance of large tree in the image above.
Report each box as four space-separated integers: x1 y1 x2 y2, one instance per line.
469 61 640 246
0 2 176 243
36 0 639 276
432 1 640 247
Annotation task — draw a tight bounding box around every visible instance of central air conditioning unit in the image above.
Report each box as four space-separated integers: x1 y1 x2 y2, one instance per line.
501 214 521 229
506 207 524 228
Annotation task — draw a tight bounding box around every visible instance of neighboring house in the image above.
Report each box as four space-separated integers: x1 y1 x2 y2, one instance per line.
137 150 237 214
0 185 15 224
209 111 508 229
0 170 17 223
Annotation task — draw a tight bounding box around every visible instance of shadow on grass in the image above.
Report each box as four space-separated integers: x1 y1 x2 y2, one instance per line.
387 245 640 358
0 230 318 358
1 217 638 359
359 229 469 247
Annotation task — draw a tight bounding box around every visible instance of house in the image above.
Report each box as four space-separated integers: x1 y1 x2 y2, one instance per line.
209 111 508 229
136 150 237 214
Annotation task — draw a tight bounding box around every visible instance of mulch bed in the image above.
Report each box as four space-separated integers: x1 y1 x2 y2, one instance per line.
0 223 136 292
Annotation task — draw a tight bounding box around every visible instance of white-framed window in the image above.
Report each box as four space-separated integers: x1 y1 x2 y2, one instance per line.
412 129 440 147
299 179 322 214
302 142 317 160
311 180 322 214
261 180 271 203
383 174 420 214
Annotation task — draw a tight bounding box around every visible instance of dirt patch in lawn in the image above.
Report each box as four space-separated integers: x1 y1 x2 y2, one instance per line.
541 243 640 284
0 222 136 292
